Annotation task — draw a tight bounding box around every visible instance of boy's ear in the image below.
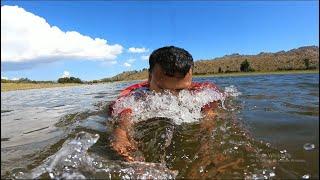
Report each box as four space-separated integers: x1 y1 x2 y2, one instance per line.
148 72 152 83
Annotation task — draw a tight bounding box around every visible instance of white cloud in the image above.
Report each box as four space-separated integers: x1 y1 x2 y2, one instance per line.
109 61 118 65
128 47 149 53
1 5 123 65
11 77 19 81
141 55 149 60
121 58 135 68
127 58 136 63
61 71 70 78
123 62 131 67
1 76 9 80
101 60 117 67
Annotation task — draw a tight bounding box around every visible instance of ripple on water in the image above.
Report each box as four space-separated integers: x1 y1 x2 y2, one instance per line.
1 110 14 113
1 138 10 142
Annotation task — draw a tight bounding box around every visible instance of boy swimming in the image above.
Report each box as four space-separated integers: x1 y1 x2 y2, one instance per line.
109 46 223 162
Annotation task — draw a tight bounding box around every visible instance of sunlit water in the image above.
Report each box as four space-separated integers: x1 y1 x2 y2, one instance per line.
1 73 319 179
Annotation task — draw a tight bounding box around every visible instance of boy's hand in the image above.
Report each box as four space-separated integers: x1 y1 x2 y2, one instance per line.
111 128 137 161
111 137 145 162
201 101 219 118
111 110 145 162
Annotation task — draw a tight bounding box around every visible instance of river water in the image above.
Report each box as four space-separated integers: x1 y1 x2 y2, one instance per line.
1 73 319 179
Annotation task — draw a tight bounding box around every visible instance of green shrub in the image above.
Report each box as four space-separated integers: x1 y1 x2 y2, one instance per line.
240 59 255 72
57 77 83 84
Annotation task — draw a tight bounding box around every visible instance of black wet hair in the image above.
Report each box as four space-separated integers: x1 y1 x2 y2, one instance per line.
149 46 194 77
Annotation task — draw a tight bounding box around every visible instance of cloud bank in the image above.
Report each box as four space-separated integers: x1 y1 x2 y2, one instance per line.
1 5 123 67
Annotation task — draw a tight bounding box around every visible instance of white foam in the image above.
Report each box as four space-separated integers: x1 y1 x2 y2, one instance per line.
224 85 242 97
112 86 239 125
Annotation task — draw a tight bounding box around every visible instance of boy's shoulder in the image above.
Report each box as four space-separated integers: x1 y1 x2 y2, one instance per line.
119 81 149 97
189 81 220 91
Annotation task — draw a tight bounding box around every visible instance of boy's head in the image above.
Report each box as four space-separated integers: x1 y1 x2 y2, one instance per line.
148 46 194 93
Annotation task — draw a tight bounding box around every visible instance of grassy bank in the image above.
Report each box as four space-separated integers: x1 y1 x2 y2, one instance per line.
194 69 319 78
1 83 84 92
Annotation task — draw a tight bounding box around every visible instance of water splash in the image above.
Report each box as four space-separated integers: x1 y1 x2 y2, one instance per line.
12 131 99 179
224 85 242 97
11 131 177 179
244 168 277 180
112 86 233 125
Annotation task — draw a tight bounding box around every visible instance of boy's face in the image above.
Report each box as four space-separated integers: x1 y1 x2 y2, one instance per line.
148 64 192 94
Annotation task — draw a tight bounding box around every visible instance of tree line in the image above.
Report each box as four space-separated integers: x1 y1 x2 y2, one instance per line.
1 77 84 84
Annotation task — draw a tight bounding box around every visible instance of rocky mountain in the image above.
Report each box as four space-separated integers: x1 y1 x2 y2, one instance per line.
101 46 319 82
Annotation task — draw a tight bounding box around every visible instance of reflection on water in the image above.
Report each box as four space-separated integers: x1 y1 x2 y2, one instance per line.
1 74 319 179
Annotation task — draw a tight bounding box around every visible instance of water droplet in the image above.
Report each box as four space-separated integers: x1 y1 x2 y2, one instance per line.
303 143 315 151
280 149 287 153
49 172 54 179
302 174 310 179
269 172 275 177
199 166 204 173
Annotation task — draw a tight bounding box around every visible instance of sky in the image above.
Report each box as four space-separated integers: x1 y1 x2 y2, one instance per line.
1 1 319 81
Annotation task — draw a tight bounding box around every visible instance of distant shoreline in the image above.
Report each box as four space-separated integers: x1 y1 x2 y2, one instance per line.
1 70 318 92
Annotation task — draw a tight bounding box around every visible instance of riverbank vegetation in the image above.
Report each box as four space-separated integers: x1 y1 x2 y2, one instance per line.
1 83 83 92
1 76 85 91
57 77 83 84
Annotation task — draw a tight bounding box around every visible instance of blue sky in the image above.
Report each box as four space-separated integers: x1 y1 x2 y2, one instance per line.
1 1 319 81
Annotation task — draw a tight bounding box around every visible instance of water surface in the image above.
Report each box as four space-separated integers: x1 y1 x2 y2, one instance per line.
1 73 318 179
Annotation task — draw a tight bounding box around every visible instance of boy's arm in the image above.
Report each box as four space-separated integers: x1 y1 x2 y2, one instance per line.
111 109 141 161
199 101 220 136
201 101 219 118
